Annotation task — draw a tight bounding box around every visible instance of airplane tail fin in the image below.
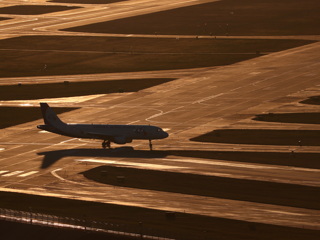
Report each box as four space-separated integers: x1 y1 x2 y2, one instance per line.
40 102 65 126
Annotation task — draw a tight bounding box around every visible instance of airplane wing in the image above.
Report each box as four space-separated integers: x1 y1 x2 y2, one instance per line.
86 132 115 140
87 132 130 144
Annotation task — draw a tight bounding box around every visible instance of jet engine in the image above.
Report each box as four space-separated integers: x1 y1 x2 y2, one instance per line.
113 136 132 144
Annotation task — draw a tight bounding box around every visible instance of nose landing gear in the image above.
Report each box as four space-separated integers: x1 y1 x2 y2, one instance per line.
102 140 111 149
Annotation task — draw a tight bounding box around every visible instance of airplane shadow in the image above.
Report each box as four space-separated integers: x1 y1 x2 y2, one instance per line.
38 147 167 169
82 165 320 210
38 147 320 169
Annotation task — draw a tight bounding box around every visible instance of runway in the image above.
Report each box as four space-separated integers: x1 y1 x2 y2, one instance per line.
0 0 320 236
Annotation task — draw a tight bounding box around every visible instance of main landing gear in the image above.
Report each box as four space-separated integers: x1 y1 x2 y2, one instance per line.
149 139 153 151
102 140 111 149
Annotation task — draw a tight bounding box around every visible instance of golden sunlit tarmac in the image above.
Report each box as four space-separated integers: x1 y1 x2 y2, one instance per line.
0 0 320 237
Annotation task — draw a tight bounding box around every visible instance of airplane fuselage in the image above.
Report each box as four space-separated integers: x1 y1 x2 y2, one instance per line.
37 123 168 144
37 103 169 148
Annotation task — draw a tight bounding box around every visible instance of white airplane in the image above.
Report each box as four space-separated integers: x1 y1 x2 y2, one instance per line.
37 103 169 150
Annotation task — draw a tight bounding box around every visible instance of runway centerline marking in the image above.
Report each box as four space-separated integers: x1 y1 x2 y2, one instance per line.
18 171 39 178
2 171 24 177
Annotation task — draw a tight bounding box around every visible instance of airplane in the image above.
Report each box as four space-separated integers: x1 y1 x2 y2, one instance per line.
37 103 169 150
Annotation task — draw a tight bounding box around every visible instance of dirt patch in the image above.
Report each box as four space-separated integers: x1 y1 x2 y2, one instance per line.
65 0 320 36
0 35 313 78
50 0 126 4
83 165 320 210
190 129 320 146
253 112 320 124
0 191 319 240
0 78 174 100
0 5 80 15
0 107 76 129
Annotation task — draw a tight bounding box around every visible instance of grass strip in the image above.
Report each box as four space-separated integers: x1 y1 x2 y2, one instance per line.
83 165 320 210
0 36 313 77
0 107 76 129
0 78 174 100
191 129 320 146
253 112 320 124
0 5 80 15
64 0 320 36
0 191 319 240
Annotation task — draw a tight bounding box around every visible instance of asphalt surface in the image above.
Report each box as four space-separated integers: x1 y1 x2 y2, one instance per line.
0 0 320 233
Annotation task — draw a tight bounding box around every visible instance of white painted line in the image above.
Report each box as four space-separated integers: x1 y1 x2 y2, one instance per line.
77 159 184 170
127 120 140 125
19 104 33 106
51 168 88 186
0 148 4 151
162 158 276 170
0 18 38 28
0 171 9 175
2 171 24 177
18 171 38 177
59 138 76 144
146 106 184 122
192 93 224 104
51 168 65 181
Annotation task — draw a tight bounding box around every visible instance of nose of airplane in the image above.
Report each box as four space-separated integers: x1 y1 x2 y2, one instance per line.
162 131 169 139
